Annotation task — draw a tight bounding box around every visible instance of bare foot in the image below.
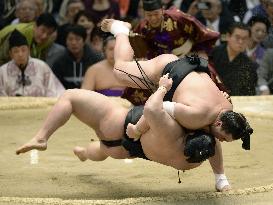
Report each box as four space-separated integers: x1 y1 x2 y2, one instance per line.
101 19 131 33
73 146 87 162
16 137 47 155
126 123 141 141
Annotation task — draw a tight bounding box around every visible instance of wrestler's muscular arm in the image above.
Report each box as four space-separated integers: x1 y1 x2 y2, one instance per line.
173 104 212 129
209 139 224 174
126 74 173 139
142 78 180 137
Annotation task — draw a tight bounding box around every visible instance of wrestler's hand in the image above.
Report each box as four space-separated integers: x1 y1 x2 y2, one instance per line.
159 73 173 91
221 91 232 103
126 123 141 141
215 174 232 192
216 184 232 192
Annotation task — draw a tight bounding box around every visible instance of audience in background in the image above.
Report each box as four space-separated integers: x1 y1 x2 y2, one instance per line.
261 0 273 49
257 48 273 95
74 10 96 48
0 13 58 66
211 22 257 96
11 0 38 25
56 0 85 47
247 15 271 66
89 27 105 55
81 36 125 96
0 0 272 96
52 25 103 89
0 29 64 97
196 0 236 45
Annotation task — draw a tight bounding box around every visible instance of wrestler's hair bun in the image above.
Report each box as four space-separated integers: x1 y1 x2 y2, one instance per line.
184 130 216 163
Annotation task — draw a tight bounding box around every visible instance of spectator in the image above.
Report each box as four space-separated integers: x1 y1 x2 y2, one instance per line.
247 15 271 65
261 0 273 49
52 25 103 89
196 0 236 44
11 0 38 25
56 0 85 47
211 22 258 96
81 36 125 96
0 29 65 97
257 48 273 95
84 0 120 26
90 26 105 55
134 0 219 59
74 10 96 47
0 13 58 66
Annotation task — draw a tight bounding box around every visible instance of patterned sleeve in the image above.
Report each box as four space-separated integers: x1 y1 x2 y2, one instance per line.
167 8 220 54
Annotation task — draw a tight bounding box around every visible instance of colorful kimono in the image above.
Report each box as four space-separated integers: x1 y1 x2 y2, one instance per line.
134 7 219 59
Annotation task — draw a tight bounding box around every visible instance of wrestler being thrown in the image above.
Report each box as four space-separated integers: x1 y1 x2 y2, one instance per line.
100 18 254 192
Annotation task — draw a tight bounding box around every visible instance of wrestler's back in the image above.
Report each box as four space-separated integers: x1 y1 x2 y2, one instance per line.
141 126 201 170
173 72 232 122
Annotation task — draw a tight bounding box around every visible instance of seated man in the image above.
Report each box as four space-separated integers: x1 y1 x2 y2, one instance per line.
81 35 125 96
100 19 253 147
52 25 103 89
16 86 221 190
0 29 65 97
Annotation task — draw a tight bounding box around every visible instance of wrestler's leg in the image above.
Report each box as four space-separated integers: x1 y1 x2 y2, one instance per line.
16 89 123 155
101 19 178 89
16 90 76 154
74 142 108 161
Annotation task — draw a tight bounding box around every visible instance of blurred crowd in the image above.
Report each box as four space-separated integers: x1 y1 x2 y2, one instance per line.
0 0 273 102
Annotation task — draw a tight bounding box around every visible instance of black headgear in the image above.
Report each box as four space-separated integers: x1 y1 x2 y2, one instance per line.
142 0 162 11
9 29 28 50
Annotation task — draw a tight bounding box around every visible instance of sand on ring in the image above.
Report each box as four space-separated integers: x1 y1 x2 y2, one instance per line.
0 96 273 205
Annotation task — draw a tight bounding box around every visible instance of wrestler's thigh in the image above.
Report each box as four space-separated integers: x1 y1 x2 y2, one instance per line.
67 89 121 124
114 55 174 87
